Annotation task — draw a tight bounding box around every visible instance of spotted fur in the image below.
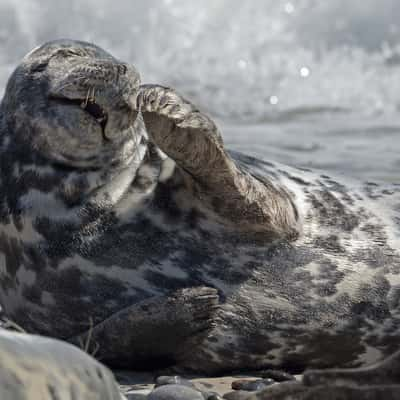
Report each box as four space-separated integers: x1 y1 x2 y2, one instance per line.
0 40 399 376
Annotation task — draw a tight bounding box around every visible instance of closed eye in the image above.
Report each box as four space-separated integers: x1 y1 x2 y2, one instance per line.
31 61 49 73
53 48 88 58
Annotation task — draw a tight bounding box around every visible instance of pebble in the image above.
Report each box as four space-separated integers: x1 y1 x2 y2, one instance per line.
202 392 224 400
259 370 296 382
148 384 204 400
155 376 196 389
125 393 149 400
117 372 298 400
223 391 251 400
231 379 274 391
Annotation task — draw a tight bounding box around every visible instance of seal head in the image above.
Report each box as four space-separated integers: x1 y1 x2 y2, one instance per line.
1 39 141 172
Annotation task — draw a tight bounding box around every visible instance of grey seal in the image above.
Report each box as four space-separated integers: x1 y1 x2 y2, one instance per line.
0 39 400 388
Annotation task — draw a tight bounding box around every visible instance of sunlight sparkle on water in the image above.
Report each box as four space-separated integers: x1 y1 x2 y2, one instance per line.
237 59 248 69
300 67 310 77
284 2 295 14
269 95 279 105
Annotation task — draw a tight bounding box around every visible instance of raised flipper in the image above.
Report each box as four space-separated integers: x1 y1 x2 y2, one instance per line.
70 287 219 369
135 85 300 240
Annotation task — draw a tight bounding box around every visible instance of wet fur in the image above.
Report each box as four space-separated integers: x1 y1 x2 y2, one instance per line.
0 40 400 375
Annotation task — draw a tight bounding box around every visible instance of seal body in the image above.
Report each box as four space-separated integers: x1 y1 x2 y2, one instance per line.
0 40 400 374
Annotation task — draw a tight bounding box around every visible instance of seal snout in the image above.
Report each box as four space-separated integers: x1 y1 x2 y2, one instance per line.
47 55 140 140
49 59 138 105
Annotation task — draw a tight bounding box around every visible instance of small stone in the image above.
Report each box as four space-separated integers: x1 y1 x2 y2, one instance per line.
202 391 223 400
260 378 275 387
260 370 296 382
231 379 273 391
155 376 196 389
231 380 249 390
223 390 251 400
125 393 148 400
148 384 204 400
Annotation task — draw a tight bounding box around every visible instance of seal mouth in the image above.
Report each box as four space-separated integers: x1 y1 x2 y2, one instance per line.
50 96 108 137
80 98 108 132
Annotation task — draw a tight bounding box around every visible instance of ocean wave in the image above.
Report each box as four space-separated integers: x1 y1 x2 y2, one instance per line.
1 0 400 120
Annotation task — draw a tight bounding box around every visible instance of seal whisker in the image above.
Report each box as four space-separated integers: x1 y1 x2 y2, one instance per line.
83 87 90 108
55 76 89 92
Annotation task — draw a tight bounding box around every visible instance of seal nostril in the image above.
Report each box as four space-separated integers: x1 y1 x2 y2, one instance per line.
83 100 108 138
84 100 105 121
118 64 128 75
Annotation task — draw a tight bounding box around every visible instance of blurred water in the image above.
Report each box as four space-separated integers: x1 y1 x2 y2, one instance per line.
1 0 400 181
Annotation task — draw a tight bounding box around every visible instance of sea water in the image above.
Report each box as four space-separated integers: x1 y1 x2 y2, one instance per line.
1 0 400 182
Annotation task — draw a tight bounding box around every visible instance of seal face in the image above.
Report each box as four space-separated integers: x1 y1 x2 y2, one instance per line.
2 39 141 170
1 40 400 377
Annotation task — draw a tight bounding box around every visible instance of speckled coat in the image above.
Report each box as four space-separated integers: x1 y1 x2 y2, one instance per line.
1 40 400 374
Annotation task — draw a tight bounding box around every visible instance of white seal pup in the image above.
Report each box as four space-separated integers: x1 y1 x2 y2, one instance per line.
0 40 400 390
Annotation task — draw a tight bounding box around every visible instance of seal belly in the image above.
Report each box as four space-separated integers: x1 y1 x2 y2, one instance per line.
188 256 398 373
2 164 400 373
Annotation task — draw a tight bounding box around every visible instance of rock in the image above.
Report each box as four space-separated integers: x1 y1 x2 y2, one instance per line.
231 379 274 391
259 370 296 382
223 391 251 400
125 394 149 400
0 330 122 400
202 391 224 400
155 376 196 389
148 384 204 400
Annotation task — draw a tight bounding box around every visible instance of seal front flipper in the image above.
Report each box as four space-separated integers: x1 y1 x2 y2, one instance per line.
69 287 219 369
136 84 300 240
